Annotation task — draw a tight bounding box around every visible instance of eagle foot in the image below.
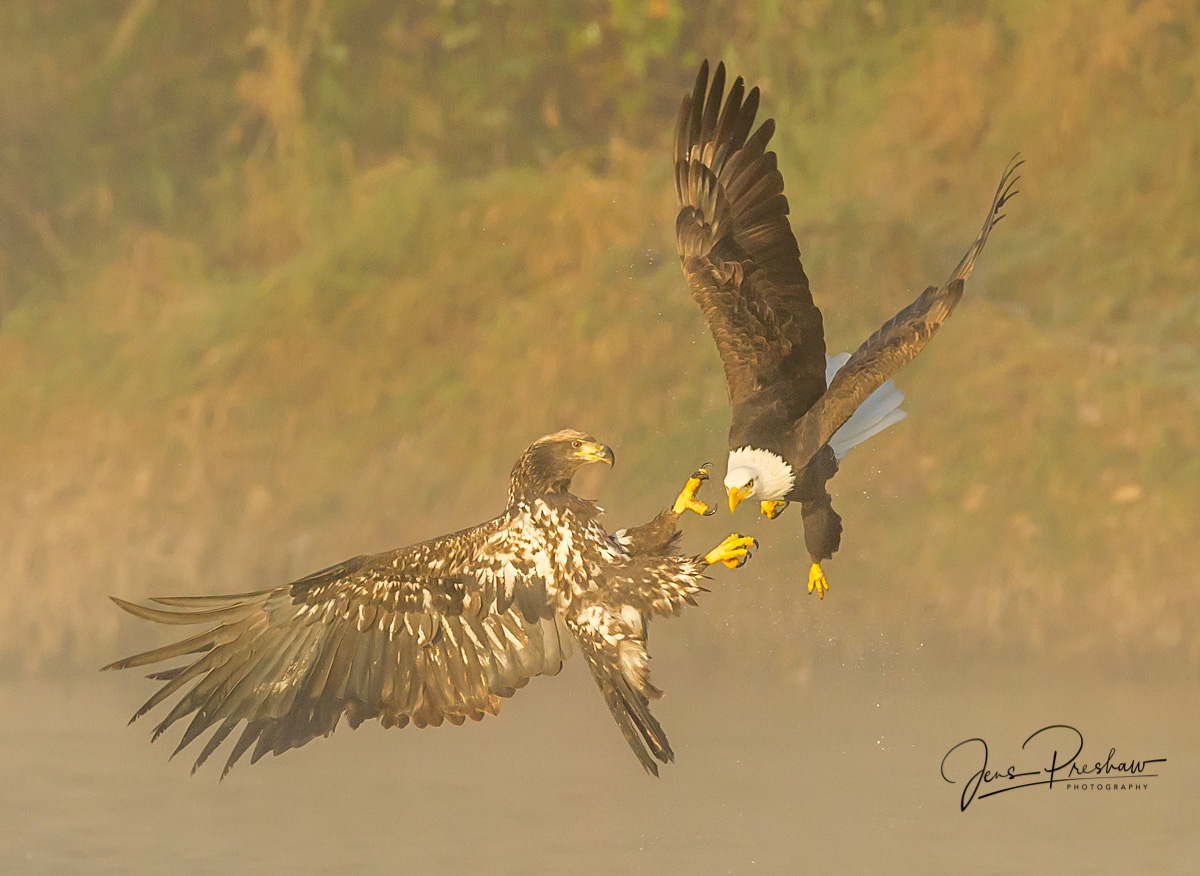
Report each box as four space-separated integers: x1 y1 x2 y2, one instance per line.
760 499 789 520
807 562 829 599
672 465 716 517
704 533 758 569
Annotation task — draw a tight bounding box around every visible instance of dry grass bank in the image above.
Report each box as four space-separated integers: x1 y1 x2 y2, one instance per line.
2 1 1198 672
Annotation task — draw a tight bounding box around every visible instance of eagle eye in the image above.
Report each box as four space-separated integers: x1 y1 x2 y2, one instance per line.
571 440 582 448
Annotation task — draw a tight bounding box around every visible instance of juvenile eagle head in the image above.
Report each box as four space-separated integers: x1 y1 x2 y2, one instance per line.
508 429 614 504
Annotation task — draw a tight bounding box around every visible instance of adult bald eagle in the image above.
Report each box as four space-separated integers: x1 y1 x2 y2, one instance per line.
674 60 1021 596
104 430 754 777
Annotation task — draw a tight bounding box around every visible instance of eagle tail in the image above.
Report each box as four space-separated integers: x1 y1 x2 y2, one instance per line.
825 353 907 460
568 606 674 776
595 671 673 777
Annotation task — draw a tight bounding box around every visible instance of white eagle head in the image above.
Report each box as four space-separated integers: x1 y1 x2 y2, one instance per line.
724 447 795 512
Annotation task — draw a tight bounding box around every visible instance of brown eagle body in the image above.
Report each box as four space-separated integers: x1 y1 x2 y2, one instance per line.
105 430 754 776
673 60 1020 590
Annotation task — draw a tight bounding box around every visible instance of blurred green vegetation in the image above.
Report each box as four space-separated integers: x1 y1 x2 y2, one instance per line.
2 0 1198 672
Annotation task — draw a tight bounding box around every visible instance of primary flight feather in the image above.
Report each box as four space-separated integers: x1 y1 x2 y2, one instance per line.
674 60 1020 596
105 431 754 776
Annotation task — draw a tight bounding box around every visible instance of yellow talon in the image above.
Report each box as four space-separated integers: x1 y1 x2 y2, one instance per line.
672 467 714 517
807 562 829 599
704 533 758 569
760 499 789 520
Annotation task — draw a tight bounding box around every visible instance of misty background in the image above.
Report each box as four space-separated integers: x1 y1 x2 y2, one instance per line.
3 3 1198 873
4 0 1197 673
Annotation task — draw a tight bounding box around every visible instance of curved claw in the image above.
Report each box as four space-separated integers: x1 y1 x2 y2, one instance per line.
673 467 714 517
704 533 758 569
760 499 789 520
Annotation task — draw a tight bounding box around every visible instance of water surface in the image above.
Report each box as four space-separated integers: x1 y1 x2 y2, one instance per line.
2 650 1193 874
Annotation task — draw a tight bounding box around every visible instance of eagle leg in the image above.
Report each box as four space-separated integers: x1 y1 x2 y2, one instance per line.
671 466 716 517
703 533 758 569
760 499 789 519
807 562 829 599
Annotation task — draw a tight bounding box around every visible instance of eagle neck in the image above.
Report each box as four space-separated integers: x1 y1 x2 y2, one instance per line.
507 477 572 506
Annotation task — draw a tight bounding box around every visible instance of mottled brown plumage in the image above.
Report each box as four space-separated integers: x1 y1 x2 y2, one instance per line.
104 430 753 777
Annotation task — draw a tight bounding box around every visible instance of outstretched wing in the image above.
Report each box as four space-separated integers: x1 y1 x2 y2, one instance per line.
674 60 827 443
610 509 683 557
103 513 572 776
785 158 1023 470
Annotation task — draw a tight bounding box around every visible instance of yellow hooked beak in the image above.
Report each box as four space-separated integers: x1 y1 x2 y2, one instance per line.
574 441 615 466
727 484 754 513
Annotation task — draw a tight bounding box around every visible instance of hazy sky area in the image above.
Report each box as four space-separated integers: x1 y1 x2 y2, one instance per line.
1 2 1197 872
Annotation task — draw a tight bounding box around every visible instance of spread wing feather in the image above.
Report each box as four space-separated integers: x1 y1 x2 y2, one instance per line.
103 512 570 775
675 60 827 435
786 157 1023 470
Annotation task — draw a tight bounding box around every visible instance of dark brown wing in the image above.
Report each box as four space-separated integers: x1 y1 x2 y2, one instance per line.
609 508 683 556
103 514 571 776
785 157 1023 470
674 60 827 445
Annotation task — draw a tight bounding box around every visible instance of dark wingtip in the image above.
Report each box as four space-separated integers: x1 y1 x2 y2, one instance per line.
693 58 709 98
109 595 139 613
108 595 174 625
100 652 135 672
151 718 170 744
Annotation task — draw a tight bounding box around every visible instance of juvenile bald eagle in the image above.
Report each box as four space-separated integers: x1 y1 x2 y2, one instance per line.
674 60 1021 596
104 430 754 777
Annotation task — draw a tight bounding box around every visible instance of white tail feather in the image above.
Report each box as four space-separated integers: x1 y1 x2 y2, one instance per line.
826 354 907 460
